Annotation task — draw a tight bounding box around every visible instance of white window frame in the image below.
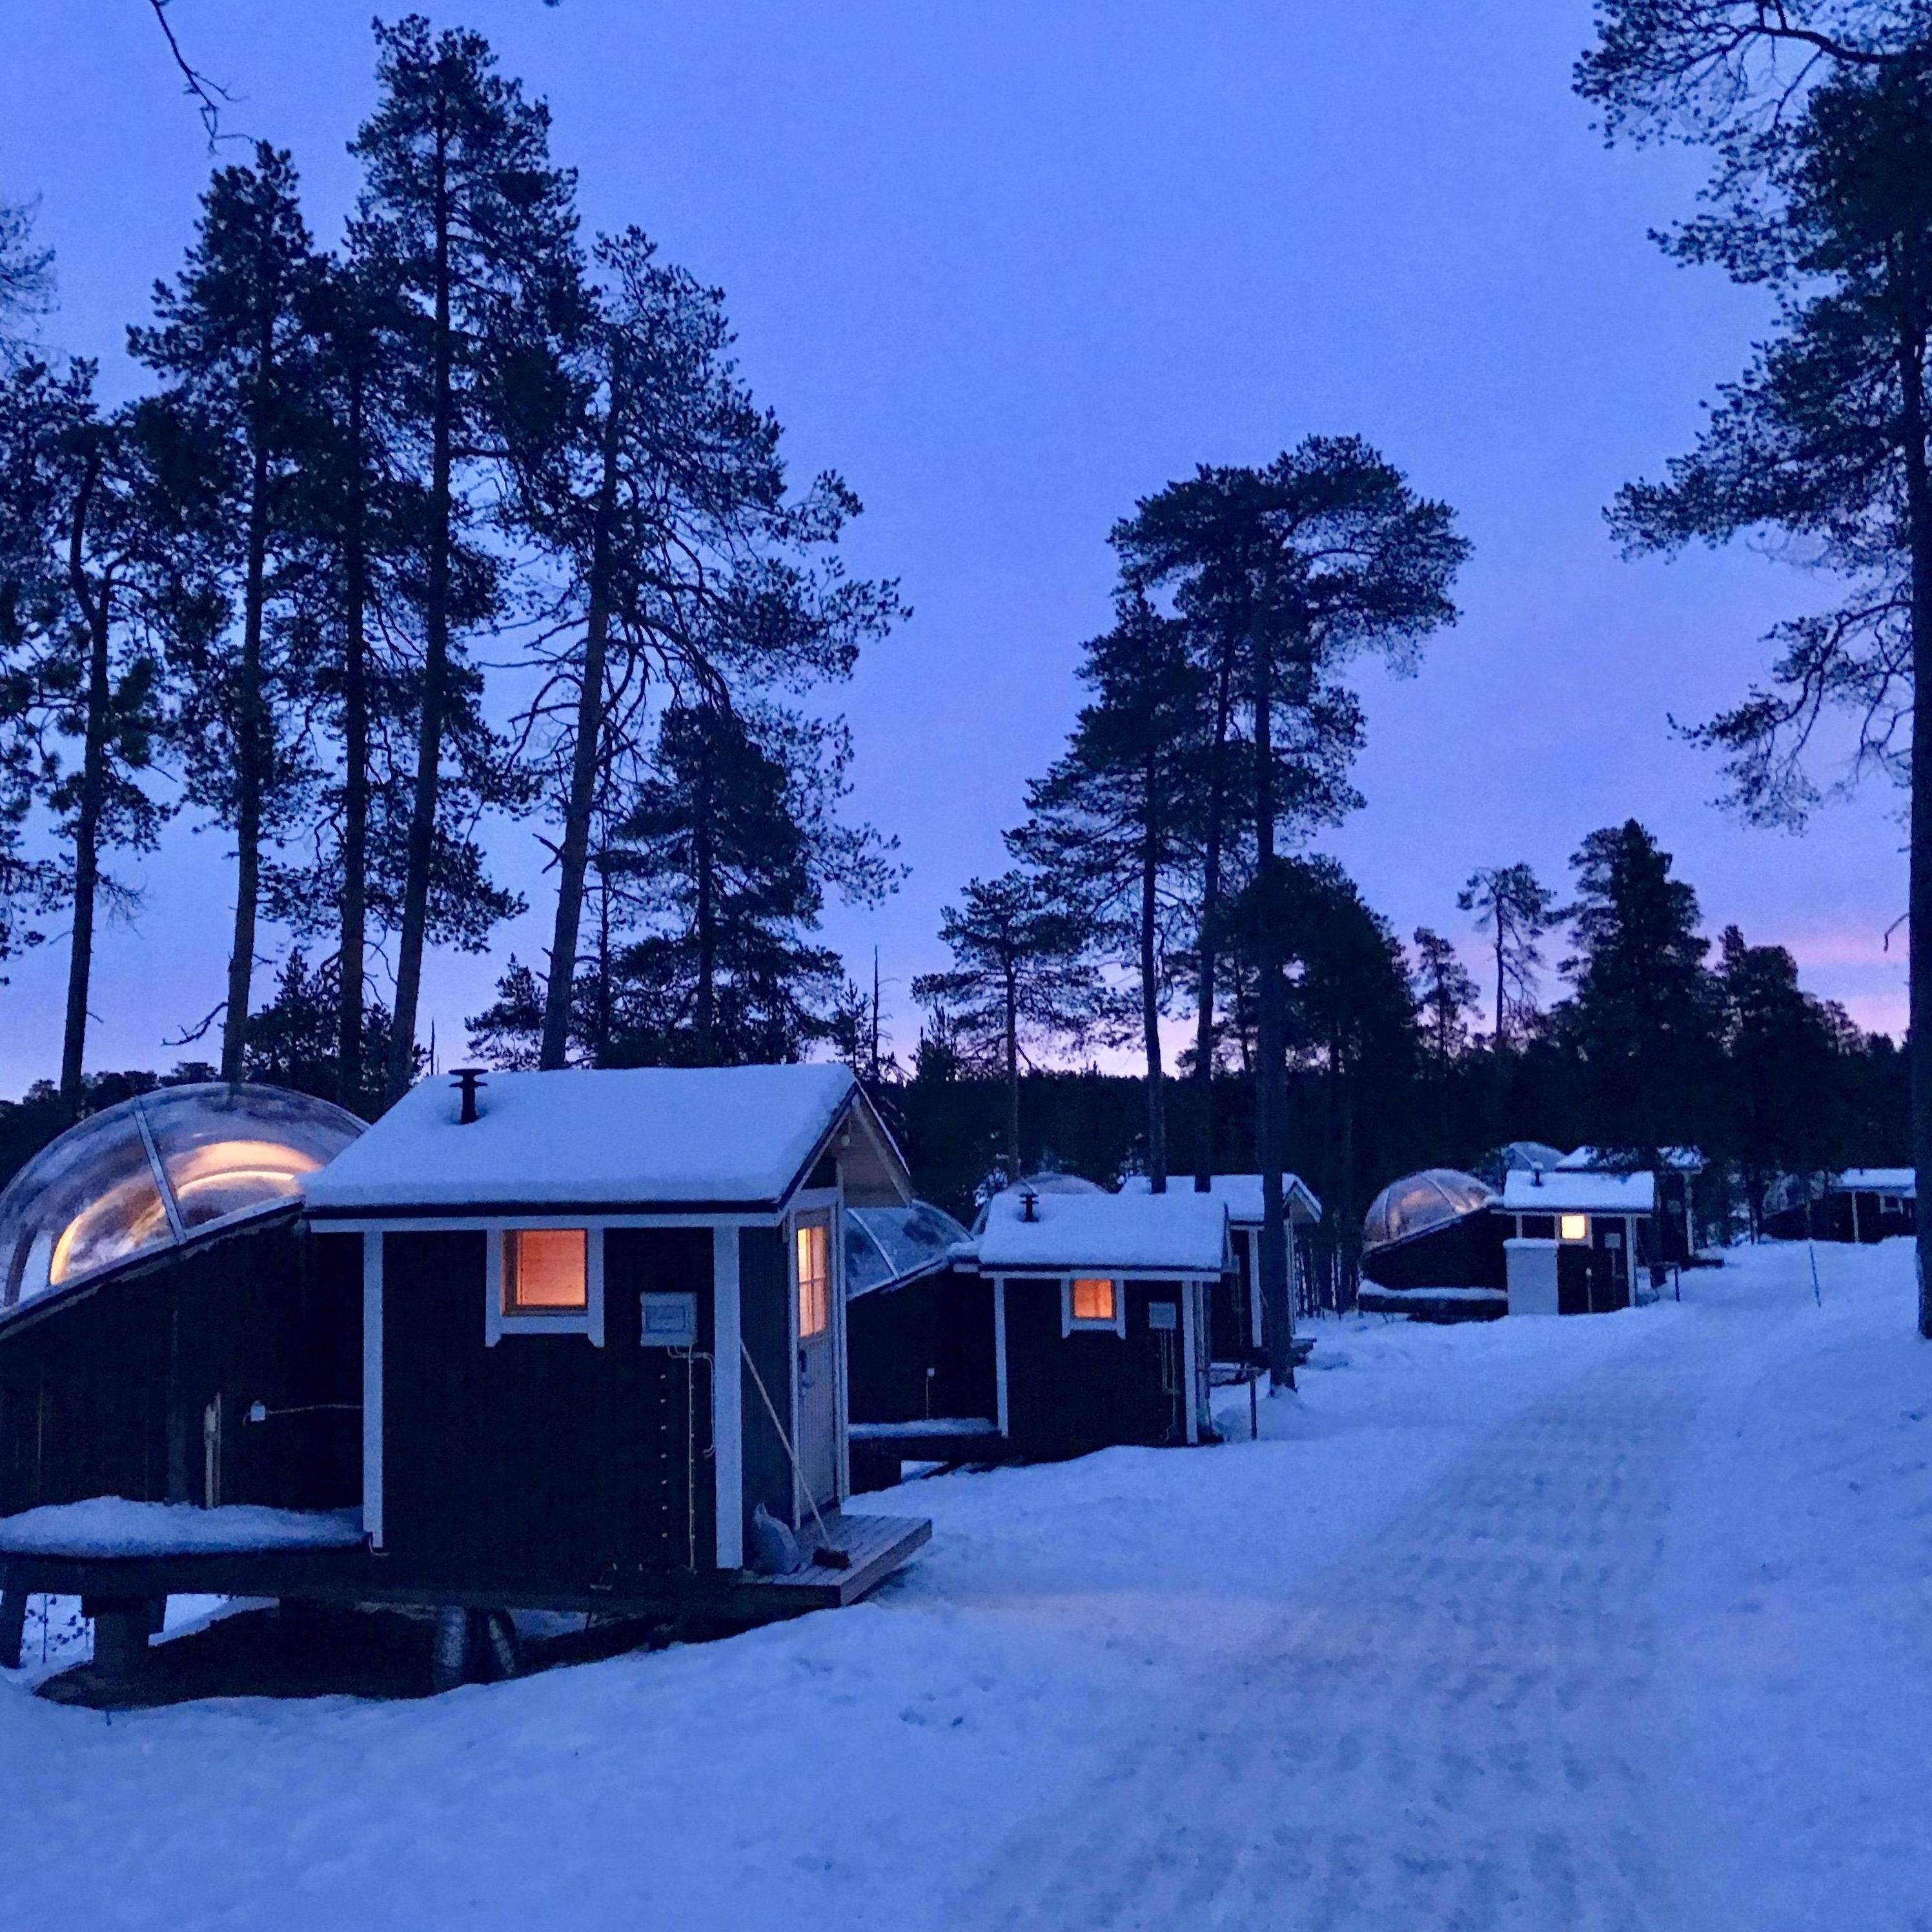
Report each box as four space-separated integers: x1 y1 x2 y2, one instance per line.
1061 1274 1127 1337
485 1222 605 1346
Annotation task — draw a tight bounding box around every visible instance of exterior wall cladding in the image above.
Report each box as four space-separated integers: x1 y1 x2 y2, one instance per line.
373 1224 797 1589
0 1215 361 1518
1001 1277 1195 1461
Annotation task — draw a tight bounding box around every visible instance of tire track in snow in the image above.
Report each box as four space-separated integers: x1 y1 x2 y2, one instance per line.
945 1323 1720 1931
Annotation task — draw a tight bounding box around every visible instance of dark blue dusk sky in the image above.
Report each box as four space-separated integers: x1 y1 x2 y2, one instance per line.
0 2 1906 1090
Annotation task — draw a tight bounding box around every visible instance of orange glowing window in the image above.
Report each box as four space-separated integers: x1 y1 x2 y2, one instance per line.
503 1229 589 1313
796 1223 830 1339
1559 1214 1589 1243
1070 1277 1117 1323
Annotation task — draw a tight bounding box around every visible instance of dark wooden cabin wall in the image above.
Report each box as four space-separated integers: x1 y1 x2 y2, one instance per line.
1001 1278 1190 1461
0 1216 360 1518
380 1228 716 1587
738 1226 795 1532
846 1268 997 1426
1361 1209 1507 1291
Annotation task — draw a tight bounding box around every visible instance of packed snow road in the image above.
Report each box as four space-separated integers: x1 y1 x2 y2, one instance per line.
2 1241 1926 1931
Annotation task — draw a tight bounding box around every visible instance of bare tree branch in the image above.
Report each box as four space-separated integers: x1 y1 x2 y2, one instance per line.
146 0 238 149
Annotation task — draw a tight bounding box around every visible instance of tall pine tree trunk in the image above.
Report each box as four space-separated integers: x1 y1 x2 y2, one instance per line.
1192 646 1234 1192
221 435 272 1083
1141 749 1167 1191
1897 280 1932 1339
1494 915 1507 1046
1252 623 1295 1390
1004 964 1021 1177
540 378 623 1072
59 539 112 1119
387 117 452 1101
338 367 370 1109
695 732 717 1064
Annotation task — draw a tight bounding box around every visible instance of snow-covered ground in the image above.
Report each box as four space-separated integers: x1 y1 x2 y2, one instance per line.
3 1239 1927 1929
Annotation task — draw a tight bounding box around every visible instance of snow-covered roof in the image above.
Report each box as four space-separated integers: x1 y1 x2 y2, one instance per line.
1839 1168 1915 1197
970 1186 1230 1278
1558 1145 1703 1174
1118 1172 1323 1225
305 1064 897 1213
844 1203 972 1296
1503 1170 1656 1214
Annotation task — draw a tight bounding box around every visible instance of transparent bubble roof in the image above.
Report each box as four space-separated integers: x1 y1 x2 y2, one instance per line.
0 1083 365 1314
1361 1168 1496 1253
844 1202 971 1296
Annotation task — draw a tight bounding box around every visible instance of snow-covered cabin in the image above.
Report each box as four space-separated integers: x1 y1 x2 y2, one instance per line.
1764 1168 1916 1244
962 1185 1230 1460
1557 1145 1702 1263
1501 1167 1658 1314
1 1067 933 1691
300 1065 927 1596
1118 1173 1323 1367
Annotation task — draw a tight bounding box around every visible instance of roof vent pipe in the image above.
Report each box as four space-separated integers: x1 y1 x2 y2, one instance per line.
1019 1186 1039 1224
453 1068 487 1125
1531 1165 1542 1187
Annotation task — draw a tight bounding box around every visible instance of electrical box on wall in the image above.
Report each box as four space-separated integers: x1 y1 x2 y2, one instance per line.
640 1292 698 1347
1147 1301 1177 1332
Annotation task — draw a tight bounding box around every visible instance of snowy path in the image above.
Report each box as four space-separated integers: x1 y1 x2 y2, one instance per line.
946 1320 1699 1928
2 1241 1926 1931
942 1248 1931 1931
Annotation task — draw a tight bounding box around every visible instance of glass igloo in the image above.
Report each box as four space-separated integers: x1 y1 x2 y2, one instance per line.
0 1083 365 1312
845 1202 971 1295
1361 1168 1496 1252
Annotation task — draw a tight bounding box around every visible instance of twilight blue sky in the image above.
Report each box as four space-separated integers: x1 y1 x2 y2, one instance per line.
0 1 1907 1091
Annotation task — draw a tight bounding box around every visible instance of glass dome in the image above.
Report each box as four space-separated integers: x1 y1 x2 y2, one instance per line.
0 1083 365 1312
1361 1168 1496 1252
846 1202 971 1295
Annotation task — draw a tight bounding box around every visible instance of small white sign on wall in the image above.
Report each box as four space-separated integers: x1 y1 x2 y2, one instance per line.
1147 1301 1178 1332
640 1292 698 1347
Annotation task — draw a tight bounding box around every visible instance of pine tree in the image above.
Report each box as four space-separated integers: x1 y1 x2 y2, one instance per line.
0 356 68 979
1715 924 1847 1234
1 369 202 1110
349 15 584 1099
243 950 404 1113
1010 595 1205 1190
1458 862 1558 1044
1113 436 1467 1386
131 144 327 1080
1579 6 1932 1330
507 227 899 1072
911 870 1103 1179
1412 927 1480 1073
1556 821 1719 1157
261 250 525 1114
0 198 52 361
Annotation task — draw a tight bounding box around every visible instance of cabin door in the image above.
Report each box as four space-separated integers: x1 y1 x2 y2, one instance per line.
793 1213 840 1516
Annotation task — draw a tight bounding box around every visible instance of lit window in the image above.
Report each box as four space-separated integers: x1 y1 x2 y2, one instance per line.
1071 1277 1117 1323
1559 1214 1588 1243
503 1229 588 1313
797 1223 830 1339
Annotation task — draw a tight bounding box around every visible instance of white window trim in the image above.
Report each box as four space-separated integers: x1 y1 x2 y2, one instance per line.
485 1222 605 1346
1061 1274 1127 1338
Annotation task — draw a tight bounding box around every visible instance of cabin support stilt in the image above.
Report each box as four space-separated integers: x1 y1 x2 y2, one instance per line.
85 1595 163 1694
0 1588 25 1669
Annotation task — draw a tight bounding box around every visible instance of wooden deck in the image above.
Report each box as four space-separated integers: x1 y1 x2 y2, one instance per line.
0 1510 931 1627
